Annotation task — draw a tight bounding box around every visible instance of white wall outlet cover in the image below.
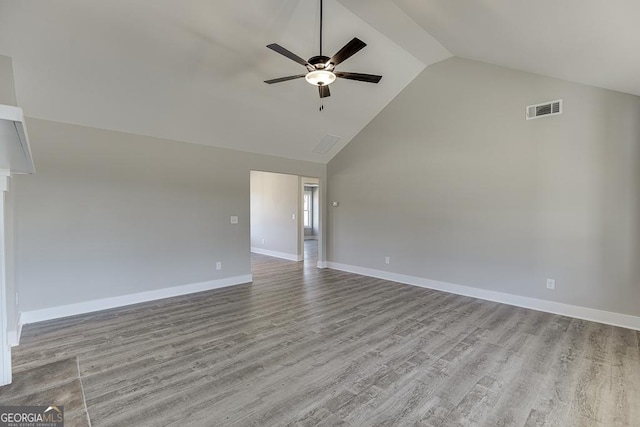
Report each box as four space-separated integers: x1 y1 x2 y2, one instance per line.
385 257 390 265
332 201 339 207
230 216 238 224
546 279 556 290
216 262 222 270
292 214 296 220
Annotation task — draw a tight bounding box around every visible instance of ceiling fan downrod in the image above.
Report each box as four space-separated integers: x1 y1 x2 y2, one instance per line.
263 0 383 104
320 0 323 56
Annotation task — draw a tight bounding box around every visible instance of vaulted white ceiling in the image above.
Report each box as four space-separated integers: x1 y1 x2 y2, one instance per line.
1 1 639 164
392 0 640 97
0 0 443 163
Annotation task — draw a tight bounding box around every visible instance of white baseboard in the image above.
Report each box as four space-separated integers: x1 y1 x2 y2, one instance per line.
251 247 302 262
317 261 328 269
17 313 23 345
7 331 17 348
7 313 23 347
19 274 253 328
327 262 640 331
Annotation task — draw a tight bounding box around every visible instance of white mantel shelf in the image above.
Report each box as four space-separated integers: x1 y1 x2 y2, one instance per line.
0 104 35 174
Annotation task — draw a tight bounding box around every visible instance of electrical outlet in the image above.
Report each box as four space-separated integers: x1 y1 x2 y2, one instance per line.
261 239 265 245
216 262 222 270
546 279 555 290
385 257 390 265
292 213 296 220
230 216 238 224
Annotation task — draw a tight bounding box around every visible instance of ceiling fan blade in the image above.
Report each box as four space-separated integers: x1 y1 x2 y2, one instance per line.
319 85 331 98
266 43 309 67
335 72 382 84
264 74 306 84
328 38 366 67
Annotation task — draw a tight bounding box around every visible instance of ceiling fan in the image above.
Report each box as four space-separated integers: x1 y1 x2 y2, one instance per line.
264 0 382 105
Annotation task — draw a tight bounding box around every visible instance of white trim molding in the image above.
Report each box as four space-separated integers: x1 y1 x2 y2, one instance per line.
16 312 23 345
20 275 252 327
0 172 11 385
7 331 17 347
7 312 22 347
327 262 640 331
251 247 303 262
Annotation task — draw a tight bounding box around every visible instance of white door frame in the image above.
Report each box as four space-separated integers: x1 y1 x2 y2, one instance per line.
0 171 12 385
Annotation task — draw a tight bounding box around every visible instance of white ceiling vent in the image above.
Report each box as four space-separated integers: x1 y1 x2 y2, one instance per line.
313 134 341 154
526 99 562 120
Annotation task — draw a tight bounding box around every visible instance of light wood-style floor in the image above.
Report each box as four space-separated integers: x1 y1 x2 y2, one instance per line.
9 245 640 426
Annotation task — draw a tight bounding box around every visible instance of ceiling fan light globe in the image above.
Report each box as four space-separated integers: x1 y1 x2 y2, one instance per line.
305 70 336 86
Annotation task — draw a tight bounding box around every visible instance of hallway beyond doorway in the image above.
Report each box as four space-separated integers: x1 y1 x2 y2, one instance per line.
304 240 318 264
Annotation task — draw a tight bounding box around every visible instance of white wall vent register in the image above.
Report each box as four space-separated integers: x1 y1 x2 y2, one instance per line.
526 99 562 120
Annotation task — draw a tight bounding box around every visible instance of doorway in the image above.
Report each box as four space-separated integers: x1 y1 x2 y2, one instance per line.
302 178 319 266
250 171 323 269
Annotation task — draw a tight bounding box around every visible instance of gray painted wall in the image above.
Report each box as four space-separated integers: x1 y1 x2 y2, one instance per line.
15 118 325 312
328 57 640 317
250 171 300 258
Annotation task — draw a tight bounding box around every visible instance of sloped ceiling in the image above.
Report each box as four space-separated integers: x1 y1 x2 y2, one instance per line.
1 1 639 164
393 0 640 97
0 0 447 163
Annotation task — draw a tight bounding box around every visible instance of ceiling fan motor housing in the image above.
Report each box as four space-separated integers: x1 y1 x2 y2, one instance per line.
308 56 333 71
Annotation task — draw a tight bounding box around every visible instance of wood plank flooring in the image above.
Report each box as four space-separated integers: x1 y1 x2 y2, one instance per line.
7 248 640 426
0 357 91 426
